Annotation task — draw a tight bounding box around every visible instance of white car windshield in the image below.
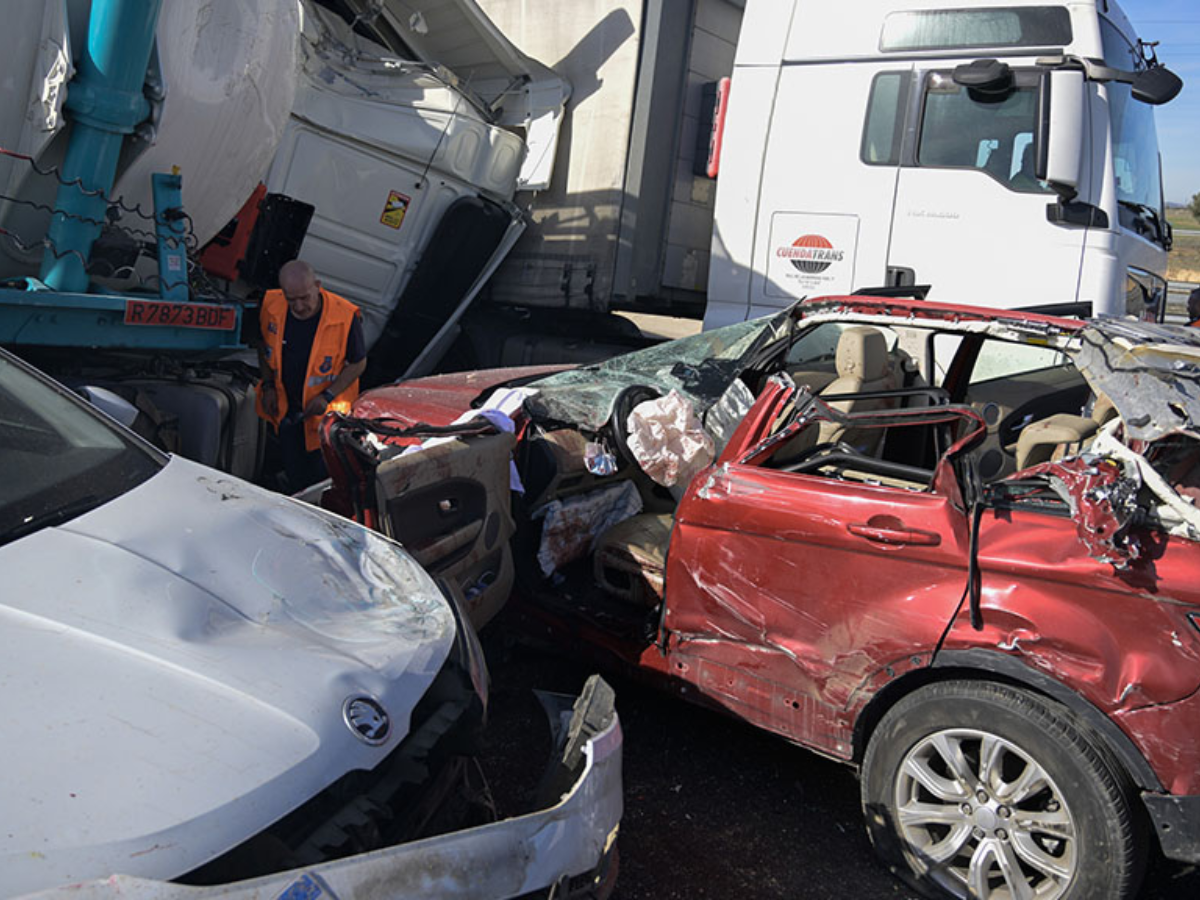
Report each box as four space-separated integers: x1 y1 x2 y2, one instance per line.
0 353 163 545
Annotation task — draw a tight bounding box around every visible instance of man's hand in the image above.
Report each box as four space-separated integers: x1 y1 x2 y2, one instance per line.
260 380 279 418
303 391 331 419
306 359 366 419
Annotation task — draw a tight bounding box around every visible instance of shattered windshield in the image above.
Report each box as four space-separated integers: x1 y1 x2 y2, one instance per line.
526 314 783 430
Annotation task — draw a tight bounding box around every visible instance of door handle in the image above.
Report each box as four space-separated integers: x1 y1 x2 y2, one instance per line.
847 522 941 546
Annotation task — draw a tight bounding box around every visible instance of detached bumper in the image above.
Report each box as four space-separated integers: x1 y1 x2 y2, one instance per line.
1143 792 1200 865
23 677 623 900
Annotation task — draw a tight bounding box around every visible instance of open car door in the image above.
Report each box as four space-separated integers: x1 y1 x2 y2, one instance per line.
321 418 516 629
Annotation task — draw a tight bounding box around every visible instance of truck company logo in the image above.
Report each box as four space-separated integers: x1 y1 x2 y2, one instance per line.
777 234 844 274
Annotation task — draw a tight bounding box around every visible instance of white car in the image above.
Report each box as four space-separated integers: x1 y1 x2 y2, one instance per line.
0 347 621 900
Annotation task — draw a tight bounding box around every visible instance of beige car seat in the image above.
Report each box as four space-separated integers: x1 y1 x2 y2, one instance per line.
1014 394 1119 470
816 326 897 452
593 513 674 607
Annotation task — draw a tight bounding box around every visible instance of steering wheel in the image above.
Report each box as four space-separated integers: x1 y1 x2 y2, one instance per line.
609 384 662 469
781 440 860 473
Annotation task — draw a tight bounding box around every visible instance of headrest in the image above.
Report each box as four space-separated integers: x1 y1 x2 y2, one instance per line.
835 327 890 380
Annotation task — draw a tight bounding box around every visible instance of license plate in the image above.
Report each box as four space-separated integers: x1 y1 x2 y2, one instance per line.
123 299 237 331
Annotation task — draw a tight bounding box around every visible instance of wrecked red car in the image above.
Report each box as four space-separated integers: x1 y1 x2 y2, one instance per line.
318 296 1200 900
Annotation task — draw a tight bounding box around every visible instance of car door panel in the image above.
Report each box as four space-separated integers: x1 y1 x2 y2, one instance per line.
665 458 970 760
374 432 516 629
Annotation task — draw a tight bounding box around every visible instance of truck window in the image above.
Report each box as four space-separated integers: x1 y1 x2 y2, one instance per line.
1100 19 1166 226
861 72 910 166
916 72 1052 194
880 7 1072 52
1126 267 1168 320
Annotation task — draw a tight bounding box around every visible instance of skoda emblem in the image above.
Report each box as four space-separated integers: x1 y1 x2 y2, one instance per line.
343 695 390 745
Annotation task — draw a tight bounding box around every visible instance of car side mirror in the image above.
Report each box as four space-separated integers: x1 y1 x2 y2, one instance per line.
1036 69 1084 201
1131 66 1183 105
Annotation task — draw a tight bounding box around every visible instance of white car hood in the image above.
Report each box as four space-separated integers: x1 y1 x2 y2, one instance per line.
0 457 456 894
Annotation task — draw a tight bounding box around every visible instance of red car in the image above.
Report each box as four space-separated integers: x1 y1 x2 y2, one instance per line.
320 296 1200 900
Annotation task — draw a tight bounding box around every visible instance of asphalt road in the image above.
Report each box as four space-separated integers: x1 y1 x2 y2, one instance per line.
479 623 1200 900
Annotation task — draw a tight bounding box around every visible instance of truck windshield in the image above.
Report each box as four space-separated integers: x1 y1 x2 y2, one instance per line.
0 355 163 546
1101 18 1165 224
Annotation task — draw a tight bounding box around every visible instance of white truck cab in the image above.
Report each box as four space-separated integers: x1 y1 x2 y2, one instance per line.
706 0 1181 328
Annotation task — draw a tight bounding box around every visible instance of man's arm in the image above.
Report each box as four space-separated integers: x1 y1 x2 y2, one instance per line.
303 312 367 417
303 357 366 417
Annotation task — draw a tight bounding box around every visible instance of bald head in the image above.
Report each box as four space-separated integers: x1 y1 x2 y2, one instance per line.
278 259 322 320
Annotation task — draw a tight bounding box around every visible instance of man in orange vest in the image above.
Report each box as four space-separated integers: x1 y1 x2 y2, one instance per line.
257 259 367 490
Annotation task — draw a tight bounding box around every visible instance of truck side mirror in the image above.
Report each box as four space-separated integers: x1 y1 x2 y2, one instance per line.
952 59 1013 95
1036 69 1084 201
1131 66 1182 105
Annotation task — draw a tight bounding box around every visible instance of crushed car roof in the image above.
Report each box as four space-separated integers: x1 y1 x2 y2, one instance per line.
1077 317 1200 443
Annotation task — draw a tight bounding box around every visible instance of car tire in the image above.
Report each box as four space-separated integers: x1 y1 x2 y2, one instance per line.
861 680 1144 900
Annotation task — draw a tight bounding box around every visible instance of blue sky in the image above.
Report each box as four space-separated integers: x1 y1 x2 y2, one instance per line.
1122 0 1200 203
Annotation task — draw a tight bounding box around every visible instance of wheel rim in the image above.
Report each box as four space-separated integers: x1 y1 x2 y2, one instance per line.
893 728 1077 900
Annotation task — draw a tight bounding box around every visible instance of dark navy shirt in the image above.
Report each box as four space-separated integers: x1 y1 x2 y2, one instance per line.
281 300 365 414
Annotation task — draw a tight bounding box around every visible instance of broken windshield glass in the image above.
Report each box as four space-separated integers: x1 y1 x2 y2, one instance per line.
525 315 782 431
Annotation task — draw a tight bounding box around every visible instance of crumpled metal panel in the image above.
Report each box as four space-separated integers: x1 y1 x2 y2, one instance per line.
1030 454 1143 566
16 700 623 900
941 502 1200 795
1075 321 1200 443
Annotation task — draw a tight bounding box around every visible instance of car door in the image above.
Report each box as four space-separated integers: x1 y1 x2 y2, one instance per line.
661 379 974 760
371 431 516 629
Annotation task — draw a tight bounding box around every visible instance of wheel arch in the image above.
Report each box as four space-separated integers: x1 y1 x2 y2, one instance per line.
851 648 1163 793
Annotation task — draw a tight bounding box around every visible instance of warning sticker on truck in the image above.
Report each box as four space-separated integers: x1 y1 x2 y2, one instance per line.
765 213 859 298
379 191 410 230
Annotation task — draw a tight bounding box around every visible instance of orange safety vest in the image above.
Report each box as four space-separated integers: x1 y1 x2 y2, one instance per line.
256 287 361 452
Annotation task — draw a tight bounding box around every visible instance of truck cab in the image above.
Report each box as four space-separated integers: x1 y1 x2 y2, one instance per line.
706 0 1180 328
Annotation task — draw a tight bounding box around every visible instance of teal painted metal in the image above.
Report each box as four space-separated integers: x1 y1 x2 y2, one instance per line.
0 289 243 352
153 172 189 301
39 0 163 292
5 1 247 355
